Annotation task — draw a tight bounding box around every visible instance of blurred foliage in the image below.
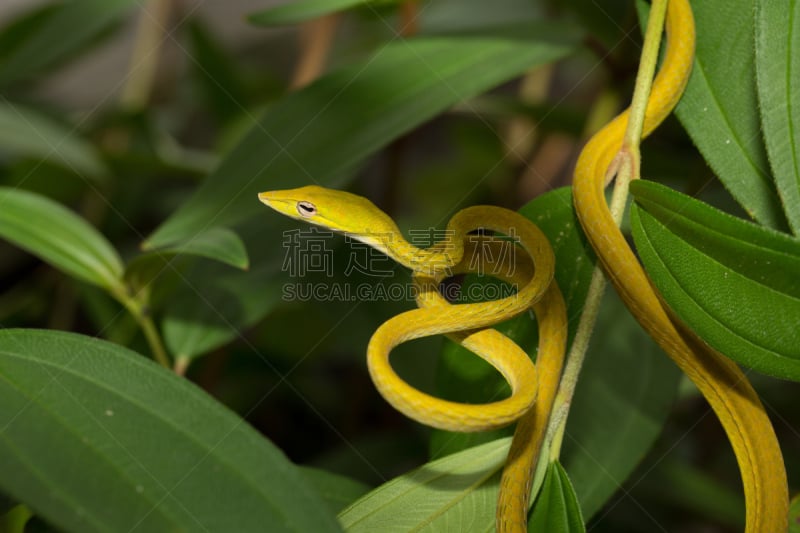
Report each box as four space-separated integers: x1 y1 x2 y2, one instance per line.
0 0 797 531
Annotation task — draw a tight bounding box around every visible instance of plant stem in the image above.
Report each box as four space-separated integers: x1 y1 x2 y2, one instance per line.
290 14 340 90
120 0 173 110
137 312 171 369
111 284 171 368
547 0 669 460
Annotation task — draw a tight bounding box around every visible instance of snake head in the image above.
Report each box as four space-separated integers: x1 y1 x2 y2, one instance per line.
258 185 401 251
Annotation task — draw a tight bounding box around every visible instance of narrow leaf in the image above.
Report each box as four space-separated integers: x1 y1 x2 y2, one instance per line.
0 101 107 179
186 18 250 126
144 36 575 249
641 0 788 229
338 437 510 532
126 226 249 289
756 0 800 233
0 0 139 87
249 0 387 26
528 462 585 532
0 187 123 292
631 180 800 380
419 0 560 37
0 329 341 533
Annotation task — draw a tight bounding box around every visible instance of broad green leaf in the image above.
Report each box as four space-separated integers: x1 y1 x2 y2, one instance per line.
0 187 123 292
0 329 341 533
756 0 800 234
126 226 249 289
528 462 585 532
630 180 800 380
338 437 510 532
145 36 576 249
249 0 394 26
643 0 788 229
299 467 371 514
0 101 107 179
0 0 139 87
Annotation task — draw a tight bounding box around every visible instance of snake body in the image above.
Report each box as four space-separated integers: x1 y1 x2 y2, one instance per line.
572 0 788 530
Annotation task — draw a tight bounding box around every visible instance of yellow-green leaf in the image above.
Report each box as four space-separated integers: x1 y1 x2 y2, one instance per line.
339 438 510 532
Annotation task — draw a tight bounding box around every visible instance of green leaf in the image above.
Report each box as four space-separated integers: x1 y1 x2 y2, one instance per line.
419 0 548 36
756 0 800 234
0 101 107 179
338 437 510 532
186 18 250 126
790 493 800 533
144 36 575 250
161 254 284 360
0 187 124 292
0 0 139 87
299 467 371 515
630 180 800 380
0 329 341 533
126 226 249 289
647 0 788 229
528 462 585 532
165 226 249 269
248 0 389 26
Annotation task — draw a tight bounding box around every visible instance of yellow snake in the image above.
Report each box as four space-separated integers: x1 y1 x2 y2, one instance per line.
258 187 566 532
572 0 788 531
258 0 787 530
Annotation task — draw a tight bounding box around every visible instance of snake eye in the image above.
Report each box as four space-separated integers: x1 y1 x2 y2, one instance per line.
297 201 317 218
